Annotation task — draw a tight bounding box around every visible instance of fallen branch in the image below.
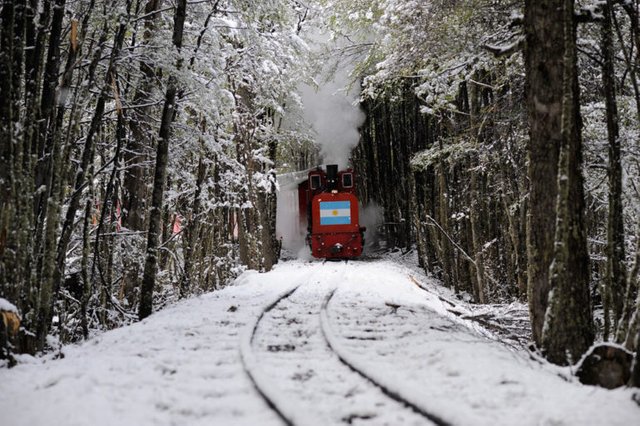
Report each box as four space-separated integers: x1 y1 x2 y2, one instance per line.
425 215 476 266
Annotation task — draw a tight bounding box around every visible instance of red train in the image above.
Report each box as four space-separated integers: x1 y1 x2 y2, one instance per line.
298 165 365 259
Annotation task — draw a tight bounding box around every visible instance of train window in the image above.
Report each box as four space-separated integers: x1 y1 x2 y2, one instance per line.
342 173 353 188
310 175 321 190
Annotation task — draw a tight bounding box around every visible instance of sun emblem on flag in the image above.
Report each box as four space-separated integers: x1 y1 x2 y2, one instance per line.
332 210 338 216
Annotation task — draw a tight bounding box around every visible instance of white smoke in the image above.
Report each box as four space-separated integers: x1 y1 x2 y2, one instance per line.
300 32 366 169
359 201 384 252
275 184 307 258
300 77 364 169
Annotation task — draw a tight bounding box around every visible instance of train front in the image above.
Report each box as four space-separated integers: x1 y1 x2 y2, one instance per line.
302 165 365 259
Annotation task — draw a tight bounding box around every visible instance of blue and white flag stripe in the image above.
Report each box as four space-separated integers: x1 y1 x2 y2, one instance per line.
319 201 351 225
320 201 350 210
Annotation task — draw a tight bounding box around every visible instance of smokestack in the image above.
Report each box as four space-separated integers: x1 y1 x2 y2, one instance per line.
326 164 338 190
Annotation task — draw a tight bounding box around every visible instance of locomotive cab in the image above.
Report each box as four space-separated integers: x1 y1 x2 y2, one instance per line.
298 164 365 259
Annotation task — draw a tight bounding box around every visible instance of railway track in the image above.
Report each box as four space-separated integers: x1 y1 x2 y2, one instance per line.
321 288 451 426
240 266 450 426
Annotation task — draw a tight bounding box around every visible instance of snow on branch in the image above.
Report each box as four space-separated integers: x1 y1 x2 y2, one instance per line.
575 2 605 23
483 37 524 58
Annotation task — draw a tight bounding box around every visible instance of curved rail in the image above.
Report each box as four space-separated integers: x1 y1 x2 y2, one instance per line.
239 284 306 426
320 287 453 426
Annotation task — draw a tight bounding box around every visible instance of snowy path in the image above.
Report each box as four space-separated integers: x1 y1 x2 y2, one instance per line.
243 263 436 425
1 259 639 426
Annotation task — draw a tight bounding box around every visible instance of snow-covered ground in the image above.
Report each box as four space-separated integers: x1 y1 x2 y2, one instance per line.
1 258 639 425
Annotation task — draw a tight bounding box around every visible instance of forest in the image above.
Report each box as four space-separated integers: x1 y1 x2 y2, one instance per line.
0 0 639 385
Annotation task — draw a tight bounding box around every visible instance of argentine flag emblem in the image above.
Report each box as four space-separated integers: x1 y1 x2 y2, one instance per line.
319 201 351 225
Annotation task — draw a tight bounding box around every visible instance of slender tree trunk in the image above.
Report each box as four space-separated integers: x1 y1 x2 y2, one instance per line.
139 0 187 320
436 158 454 289
139 78 177 319
632 328 640 386
0 0 16 303
2 0 36 353
27 0 51 271
261 138 280 269
601 0 626 341
89 89 126 328
122 0 164 308
80 197 92 339
500 168 526 298
624 223 640 351
181 154 207 297
613 0 640 345
33 0 66 222
469 79 487 303
13 2 32 309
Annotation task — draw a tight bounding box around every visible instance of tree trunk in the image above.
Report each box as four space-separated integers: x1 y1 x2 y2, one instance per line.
601 0 626 341
623 222 640 351
524 0 565 346
0 0 16 304
613 0 640 344
33 0 66 223
469 79 487 303
2 0 36 353
541 0 594 365
181 154 207 297
122 0 164 308
436 159 454 289
139 0 187 320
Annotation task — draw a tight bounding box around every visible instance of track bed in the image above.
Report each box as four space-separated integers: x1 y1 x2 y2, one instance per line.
242 265 438 425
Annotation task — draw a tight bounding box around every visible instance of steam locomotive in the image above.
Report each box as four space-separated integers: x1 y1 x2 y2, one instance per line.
297 165 365 259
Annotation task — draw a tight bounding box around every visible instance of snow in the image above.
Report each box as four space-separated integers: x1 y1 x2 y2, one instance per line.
324 261 638 425
0 265 306 426
0 297 19 314
1 258 639 425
